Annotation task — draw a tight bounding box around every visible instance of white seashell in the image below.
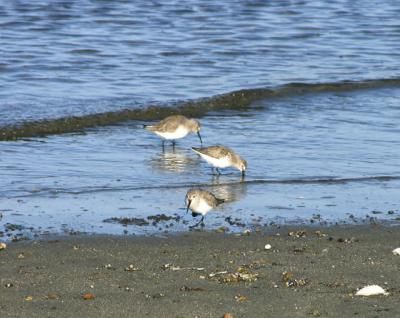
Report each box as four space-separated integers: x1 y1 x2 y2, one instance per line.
0 242 6 250
392 247 400 255
264 244 272 250
355 285 388 296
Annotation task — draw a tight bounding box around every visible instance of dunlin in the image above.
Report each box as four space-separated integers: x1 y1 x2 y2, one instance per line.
144 115 202 145
185 189 224 228
192 145 247 176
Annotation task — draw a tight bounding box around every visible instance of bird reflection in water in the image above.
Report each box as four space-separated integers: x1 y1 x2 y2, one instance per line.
208 177 248 205
149 146 199 173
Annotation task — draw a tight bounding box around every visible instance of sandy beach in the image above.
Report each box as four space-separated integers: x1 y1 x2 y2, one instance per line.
1 225 399 318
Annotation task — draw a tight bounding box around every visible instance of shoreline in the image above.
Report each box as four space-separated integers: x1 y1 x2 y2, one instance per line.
1 224 399 317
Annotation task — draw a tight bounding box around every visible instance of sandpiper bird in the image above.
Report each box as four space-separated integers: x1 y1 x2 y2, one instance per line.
191 145 247 176
185 189 225 228
144 115 202 146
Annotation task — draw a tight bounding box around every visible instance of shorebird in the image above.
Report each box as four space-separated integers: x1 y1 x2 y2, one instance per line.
185 189 225 228
144 115 202 146
191 145 247 176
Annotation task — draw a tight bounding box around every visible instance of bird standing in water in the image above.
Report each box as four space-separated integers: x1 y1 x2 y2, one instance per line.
192 145 247 176
144 115 202 147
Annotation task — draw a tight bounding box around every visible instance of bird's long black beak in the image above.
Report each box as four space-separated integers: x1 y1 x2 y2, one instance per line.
197 131 202 144
186 199 192 214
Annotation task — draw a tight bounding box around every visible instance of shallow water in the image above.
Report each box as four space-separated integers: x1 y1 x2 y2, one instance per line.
1 87 400 238
1 1 400 238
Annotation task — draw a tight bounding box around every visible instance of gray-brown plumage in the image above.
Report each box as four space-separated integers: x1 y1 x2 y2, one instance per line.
191 145 247 176
185 189 225 228
144 115 202 144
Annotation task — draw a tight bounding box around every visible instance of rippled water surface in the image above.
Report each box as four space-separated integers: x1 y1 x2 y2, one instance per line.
1 0 400 125
1 1 400 238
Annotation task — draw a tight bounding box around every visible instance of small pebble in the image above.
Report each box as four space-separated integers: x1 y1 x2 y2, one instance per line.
264 244 272 250
82 293 96 300
0 242 6 250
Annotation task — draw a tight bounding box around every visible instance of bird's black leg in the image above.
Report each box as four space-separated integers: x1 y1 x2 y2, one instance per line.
189 215 204 229
162 140 165 152
172 140 176 149
216 168 221 175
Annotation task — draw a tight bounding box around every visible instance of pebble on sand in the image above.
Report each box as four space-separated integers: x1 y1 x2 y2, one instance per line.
82 293 96 300
0 242 6 250
392 247 400 255
264 244 272 250
355 285 388 296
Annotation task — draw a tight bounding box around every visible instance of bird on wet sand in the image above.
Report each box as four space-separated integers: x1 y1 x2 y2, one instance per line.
191 145 247 176
185 189 225 228
144 115 202 146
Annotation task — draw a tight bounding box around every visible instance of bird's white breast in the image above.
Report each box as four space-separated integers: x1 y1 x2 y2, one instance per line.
199 153 231 168
191 199 213 215
155 126 189 140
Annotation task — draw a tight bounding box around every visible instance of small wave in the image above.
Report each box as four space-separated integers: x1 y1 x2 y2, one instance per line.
8 175 400 199
1 77 400 141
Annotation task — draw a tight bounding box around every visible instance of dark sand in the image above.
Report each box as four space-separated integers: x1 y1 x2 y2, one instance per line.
1 225 399 318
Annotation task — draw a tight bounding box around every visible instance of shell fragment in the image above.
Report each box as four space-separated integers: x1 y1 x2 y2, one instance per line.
392 247 400 255
355 285 388 296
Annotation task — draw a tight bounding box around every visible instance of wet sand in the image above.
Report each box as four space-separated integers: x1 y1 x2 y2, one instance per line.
1 225 399 318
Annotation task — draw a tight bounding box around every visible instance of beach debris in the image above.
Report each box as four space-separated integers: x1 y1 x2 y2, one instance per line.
145 293 165 299
315 230 326 238
282 271 308 288
235 294 248 302
4 283 13 288
209 268 258 283
215 226 229 233
147 214 179 226
180 286 205 292
5 223 24 231
24 295 33 301
337 237 358 243
45 293 60 300
225 216 245 227
73 245 80 250
125 264 140 272
239 259 272 270
161 263 204 271
392 248 400 255
104 264 113 270
0 242 6 250
288 230 307 238
103 217 149 226
17 253 25 259
293 246 306 253
243 229 251 236
264 244 272 250
82 293 96 300
222 313 234 318
355 285 388 296
310 309 321 317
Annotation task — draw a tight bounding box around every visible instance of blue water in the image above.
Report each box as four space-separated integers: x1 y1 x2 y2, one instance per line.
1 0 400 125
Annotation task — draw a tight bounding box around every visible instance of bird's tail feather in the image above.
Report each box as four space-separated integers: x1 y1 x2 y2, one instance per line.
191 147 201 153
144 125 156 131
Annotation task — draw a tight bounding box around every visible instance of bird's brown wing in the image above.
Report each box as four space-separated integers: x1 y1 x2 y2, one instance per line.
194 146 233 159
155 115 186 132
